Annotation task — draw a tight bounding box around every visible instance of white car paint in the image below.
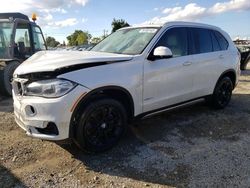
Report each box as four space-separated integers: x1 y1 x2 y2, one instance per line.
143 54 195 112
16 50 133 75
12 21 240 141
13 85 90 140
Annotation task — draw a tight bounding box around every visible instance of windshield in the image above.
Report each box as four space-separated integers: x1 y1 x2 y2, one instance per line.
0 22 13 58
91 27 159 55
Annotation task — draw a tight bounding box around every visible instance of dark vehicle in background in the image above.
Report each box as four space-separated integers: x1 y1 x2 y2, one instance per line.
0 13 46 96
237 45 250 70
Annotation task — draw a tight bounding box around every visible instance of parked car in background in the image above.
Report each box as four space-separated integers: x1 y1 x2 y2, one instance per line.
12 21 240 153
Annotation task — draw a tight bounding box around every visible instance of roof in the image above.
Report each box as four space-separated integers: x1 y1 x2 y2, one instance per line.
0 13 29 21
121 21 221 31
163 21 220 29
117 24 162 31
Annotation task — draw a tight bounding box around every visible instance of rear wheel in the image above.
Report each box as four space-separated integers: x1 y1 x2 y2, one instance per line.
0 61 20 96
210 77 233 109
75 98 127 153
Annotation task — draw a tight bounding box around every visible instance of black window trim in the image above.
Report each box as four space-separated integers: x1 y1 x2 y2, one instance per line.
187 28 195 55
147 25 229 60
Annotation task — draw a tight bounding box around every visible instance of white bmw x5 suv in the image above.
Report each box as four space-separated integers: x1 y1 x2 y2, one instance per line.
13 22 240 152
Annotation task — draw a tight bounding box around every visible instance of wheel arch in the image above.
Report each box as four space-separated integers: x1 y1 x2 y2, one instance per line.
69 85 135 138
215 69 237 90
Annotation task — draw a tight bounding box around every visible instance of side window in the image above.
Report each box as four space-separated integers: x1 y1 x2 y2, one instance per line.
32 26 46 51
0 22 12 58
213 30 228 50
193 28 213 54
210 30 221 52
14 23 32 59
156 27 188 57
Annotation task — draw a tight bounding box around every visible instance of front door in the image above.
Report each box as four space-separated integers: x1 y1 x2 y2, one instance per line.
143 27 194 112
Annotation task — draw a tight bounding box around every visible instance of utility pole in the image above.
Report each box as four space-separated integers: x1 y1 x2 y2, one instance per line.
103 30 108 38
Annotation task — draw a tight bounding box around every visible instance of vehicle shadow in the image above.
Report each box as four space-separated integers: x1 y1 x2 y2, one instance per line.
61 93 250 187
0 165 27 188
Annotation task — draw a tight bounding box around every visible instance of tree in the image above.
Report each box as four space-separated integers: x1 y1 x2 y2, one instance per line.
111 18 130 33
91 37 102 44
67 30 92 46
46 36 60 47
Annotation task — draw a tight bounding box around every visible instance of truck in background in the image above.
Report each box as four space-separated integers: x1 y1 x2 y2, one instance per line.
0 13 46 96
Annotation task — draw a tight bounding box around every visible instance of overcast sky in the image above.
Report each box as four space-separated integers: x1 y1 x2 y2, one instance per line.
1 0 250 43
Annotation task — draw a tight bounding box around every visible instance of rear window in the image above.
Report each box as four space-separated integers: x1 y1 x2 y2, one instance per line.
210 31 221 51
213 30 229 50
190 28 229 54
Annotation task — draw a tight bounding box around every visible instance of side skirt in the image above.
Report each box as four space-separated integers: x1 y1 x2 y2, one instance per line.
135 96 210 120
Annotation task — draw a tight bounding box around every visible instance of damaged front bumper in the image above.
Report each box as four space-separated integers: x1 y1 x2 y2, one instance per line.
13 85 89 141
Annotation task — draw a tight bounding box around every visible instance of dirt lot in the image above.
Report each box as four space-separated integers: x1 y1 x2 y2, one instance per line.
1 67 250 188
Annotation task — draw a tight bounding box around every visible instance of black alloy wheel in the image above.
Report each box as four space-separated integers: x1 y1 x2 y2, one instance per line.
212 77 233 109
76 98 127 153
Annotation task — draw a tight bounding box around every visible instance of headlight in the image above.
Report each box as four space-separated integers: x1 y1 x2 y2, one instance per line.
25 79 77 98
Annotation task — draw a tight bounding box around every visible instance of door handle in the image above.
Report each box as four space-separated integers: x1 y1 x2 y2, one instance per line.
183 61 192 66
219 55 224 59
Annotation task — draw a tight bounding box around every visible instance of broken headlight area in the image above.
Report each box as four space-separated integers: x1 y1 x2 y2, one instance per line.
24 79 77 98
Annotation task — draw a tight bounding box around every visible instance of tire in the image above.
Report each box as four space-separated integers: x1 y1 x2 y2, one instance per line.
210 77 233 109
0 61 20 96
75 98 127 153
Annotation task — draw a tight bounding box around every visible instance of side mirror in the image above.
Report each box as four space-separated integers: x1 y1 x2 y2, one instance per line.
153 46 173 59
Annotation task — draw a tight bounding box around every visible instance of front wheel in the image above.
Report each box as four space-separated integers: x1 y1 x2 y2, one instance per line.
75 98 127 153
210 77 233 109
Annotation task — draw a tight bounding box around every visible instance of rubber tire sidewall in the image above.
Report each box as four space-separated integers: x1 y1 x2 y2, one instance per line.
212 77 233 109
75 98 127 153
0 61 20 96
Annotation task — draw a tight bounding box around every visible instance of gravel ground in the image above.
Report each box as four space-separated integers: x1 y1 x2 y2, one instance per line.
0 66 250 188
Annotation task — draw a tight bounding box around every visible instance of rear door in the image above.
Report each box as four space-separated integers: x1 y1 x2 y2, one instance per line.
143 27 194 112
189 28 229 97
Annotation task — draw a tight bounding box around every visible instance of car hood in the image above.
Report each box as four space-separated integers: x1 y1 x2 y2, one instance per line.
15 50 134 75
